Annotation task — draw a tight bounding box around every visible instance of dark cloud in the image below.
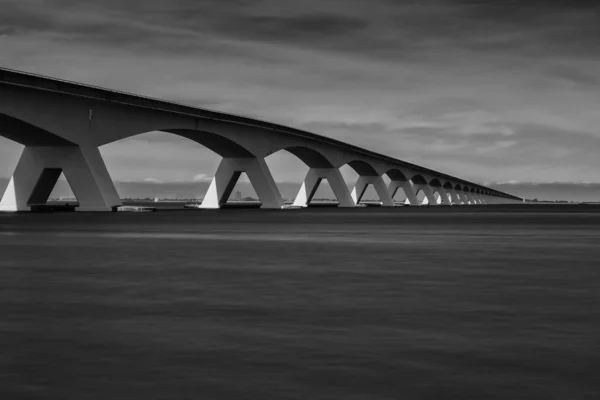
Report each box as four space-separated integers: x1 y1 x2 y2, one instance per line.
1 0 600 187
4 0 600 61
216 13 367 43
545 65 600 89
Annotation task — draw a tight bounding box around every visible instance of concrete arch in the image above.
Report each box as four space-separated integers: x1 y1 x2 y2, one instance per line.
410 174 428 185
409 174 436 205
430 179 452 205
452 184 467 204
346 160 379 176
162 129 254 158
280 146 334 169
429 178 443 187
467 187 482 204
287 146 353 208
385 168 408 182
386 168 421 205
447 185 463 205
440 181 458 205
345 160 393 206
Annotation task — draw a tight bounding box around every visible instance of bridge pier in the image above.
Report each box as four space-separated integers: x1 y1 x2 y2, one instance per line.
351 175 394 206
388 180 418 205
412 183 437 206
465 191 478 205
0 146 121 212
201 157 284 209
293 167 354 207
436 187 453 205
457 190 471 206
448 189 463 205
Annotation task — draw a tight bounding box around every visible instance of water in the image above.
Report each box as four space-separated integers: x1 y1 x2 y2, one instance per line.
1 205 599 399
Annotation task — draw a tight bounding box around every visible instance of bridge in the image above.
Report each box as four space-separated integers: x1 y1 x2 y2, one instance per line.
0 67 522 211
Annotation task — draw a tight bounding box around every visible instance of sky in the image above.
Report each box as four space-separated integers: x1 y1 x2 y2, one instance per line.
1 0 599 200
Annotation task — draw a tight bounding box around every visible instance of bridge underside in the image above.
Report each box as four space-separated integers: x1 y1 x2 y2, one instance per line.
0 68 522 211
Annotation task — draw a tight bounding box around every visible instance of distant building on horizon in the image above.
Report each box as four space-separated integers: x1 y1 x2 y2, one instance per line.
235 191 242 201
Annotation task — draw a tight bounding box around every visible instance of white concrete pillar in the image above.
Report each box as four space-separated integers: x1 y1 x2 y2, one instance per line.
436 187 452 205
201 157 283 209
0 146 121 212
292 167 354 207
388 180 419 205
459 191 470 205
412 183 436 205
465 191 478 205
351 176 394 206
448 189 463 205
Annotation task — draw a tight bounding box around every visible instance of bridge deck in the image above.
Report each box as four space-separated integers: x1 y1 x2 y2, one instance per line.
0 66 519 200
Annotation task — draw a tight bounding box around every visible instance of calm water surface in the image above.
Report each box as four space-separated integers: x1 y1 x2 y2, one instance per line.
1 205 599 399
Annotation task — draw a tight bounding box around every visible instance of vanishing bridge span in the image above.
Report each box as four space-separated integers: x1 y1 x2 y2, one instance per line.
0 67 521 211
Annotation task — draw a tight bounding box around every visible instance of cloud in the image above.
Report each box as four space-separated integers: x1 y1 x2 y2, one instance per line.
1 0 600 189
192 173 210 182
143 177 163 183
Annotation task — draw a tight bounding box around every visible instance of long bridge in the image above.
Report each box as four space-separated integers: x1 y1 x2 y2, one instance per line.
0 67 521 211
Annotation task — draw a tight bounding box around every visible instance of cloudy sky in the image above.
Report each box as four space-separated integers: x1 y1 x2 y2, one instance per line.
1 0 599 199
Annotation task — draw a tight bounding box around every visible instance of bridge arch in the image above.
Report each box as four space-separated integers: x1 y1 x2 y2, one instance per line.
264 146 340 205
440 181 457 204
279 146 334 169
342 160 380 205
410 174 428 185
163 129 254 158
384 168 411 203
386 169 408 182
345 160 379 177
429 178 443 188
101 129 268 208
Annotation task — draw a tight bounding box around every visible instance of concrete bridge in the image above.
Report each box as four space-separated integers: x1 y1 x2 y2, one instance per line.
0 67 521 211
